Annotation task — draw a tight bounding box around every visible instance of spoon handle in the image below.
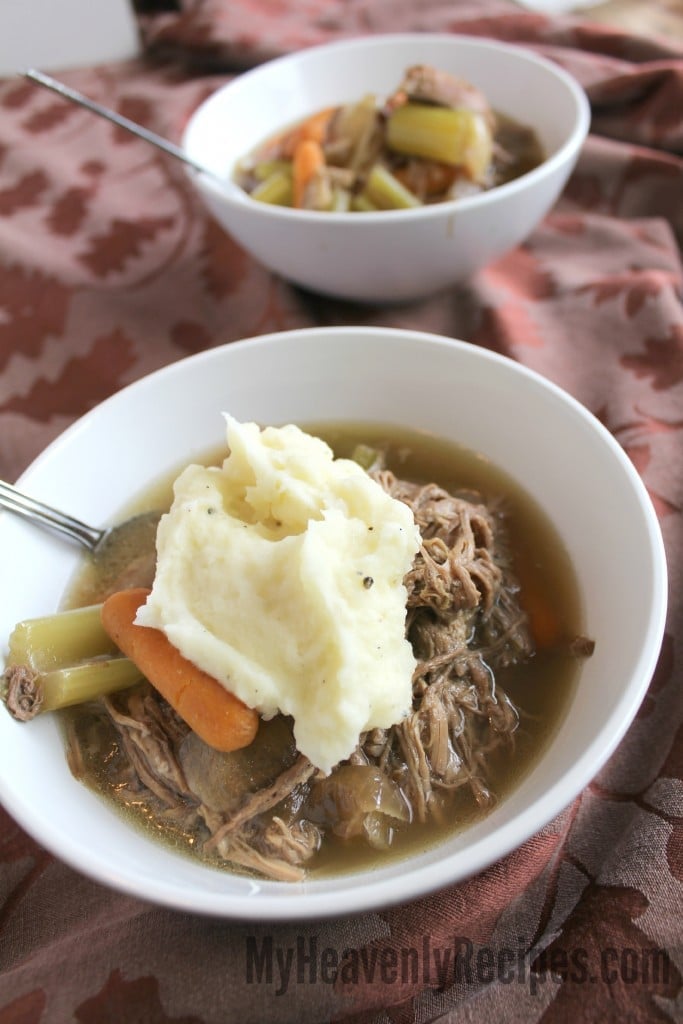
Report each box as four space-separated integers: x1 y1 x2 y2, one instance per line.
0 480 102 552
24 69 219 182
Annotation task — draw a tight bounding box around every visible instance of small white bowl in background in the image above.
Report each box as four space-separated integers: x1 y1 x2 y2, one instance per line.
182 34 590 302
0 328 666 919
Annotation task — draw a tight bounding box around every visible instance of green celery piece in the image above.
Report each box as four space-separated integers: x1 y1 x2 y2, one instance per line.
363 164 421 210
386 103 492 180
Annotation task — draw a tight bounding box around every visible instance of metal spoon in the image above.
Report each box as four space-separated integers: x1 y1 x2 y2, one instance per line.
23 68 224 185
0 479 160 558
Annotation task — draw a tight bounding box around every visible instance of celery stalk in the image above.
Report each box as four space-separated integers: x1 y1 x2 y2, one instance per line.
8 604 118 671
386 103 493 181
37 659 143 712
3 603 142 719
331 186 352 212
351 444 382 471
252 159 291 182
363 164 421 210
250 169 293 206
350 193 378 212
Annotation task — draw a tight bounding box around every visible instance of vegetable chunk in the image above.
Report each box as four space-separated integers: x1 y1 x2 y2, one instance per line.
101 588 259 753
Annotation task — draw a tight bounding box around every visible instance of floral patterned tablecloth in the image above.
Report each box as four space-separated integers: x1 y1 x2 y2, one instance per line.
0 2 681 1021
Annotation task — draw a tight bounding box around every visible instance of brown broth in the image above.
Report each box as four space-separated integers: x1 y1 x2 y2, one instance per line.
61 422 584 878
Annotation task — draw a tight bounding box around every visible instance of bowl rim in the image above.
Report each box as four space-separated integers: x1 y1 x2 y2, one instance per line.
183 31 592 224
0 326 667 921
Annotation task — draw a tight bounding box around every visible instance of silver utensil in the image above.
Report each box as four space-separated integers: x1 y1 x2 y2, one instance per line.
23 68 222 184
0 479 160 556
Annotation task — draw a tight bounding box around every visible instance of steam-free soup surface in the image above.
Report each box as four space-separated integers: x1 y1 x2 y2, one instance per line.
62 423 584 879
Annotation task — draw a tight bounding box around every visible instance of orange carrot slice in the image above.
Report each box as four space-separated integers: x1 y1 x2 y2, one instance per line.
300 106 334 144
101 588 258 752
280 106 333 157
292 138 325 208
517 571 563 651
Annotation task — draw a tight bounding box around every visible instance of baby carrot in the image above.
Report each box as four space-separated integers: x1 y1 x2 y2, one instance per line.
100 588 258 752
292 138 325 208
299 106 333 144
517 570 563 651
280 106 333 157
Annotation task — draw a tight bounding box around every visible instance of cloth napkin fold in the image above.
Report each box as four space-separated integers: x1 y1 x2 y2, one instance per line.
0 1 681 1021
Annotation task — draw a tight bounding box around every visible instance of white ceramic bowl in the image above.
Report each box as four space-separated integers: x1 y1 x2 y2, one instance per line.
0 328 666 920
181 34 590 302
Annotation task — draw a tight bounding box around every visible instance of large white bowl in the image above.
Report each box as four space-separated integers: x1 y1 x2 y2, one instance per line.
182 34 590 302
0 328 666 920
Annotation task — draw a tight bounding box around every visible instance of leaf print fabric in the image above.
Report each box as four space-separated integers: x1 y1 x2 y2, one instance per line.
0 1 681 1022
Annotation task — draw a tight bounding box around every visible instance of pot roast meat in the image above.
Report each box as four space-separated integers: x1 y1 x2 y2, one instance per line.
103 688 194 810
357 469 532 823
374 472 505 615
214 819 321 883
68 685 322 882
396 64 494 125
204 753 318 850
178 714 299 816
3 664 42 721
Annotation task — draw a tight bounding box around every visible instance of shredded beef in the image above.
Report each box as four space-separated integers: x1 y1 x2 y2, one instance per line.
359 470 532 819
3 664 43 721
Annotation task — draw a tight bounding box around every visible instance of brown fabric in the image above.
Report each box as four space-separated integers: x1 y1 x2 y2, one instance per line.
0 1 682 1021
